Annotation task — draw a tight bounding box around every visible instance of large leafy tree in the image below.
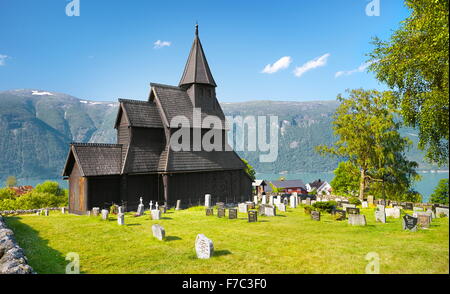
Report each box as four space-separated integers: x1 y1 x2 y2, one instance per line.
241 158 256 181
317 89 420 200
430 178 449 205
330 161 360 196
368 0 449 165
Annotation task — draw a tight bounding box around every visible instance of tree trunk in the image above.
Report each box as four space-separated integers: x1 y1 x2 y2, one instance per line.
359 169 366 200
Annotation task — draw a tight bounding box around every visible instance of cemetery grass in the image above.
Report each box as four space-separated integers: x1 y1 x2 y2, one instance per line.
5 206 449 274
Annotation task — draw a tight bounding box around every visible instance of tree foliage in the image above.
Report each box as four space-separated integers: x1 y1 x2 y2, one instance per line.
430 178 449 205
330 161 360 196
368 0 449 165
5 176 17 188
316 89 420 200
241 158 256 181
34 181 66 197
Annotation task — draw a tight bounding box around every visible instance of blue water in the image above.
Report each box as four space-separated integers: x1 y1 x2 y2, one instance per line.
12 171 449 203
256 171 449 203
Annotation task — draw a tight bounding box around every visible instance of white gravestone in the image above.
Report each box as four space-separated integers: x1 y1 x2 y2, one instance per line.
261 195 267 205
205 194 212 208
238 203 248 213
176 200 181 210
137 204 145 216
44 209 49 216
101 209 109 220
264 206 276 217
195 234 214 259
151 209 161 220
342 203 356 211
61 207 66 214
269 196 274 205
253 196 259 205
435 207 449 218
92 207 100 216
375 209 386 223
277 203 286 212
117 213 125 225
385 207 401 218
118 206 124 214
289 196 297 208
149 201 153 210
152 224 165 240
348 214 366 226
362 201 368 208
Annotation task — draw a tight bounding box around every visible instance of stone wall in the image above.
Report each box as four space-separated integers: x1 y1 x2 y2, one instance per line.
0 207 62 216
0 215 34 274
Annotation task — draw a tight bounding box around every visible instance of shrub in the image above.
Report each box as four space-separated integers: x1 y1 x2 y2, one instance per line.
304 205 314 215
0 188 16 201
312 201 337 214
349 197 361 206
34 181 65 197
0 190 68 211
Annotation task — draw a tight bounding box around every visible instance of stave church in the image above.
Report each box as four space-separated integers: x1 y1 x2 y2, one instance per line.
62 25 253 214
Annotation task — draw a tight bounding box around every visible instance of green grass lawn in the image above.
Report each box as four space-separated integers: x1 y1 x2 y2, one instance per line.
4 205 449 274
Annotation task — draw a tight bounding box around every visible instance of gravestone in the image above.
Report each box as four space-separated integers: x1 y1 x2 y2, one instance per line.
216 202 225 209
362 201 368 208
36 210 41 215
253 196 259 205
385 207 401 218
86 211 91 216
277 203 286 212
159 205 167 214
117 213 125 225
195 234 214 259
276 196 281 205
377 204 385 211
118 206 124 214
283 197 288 205
404 202 413 210
311 210 320 221
151 209 161 220
248 210 258 222
413 207 424 212
238 203 248 213
264 206 276 217
346 207 360 215
61 207 66 214
92 207 100 216
258 205 266 216
228 208 237 219
348 214 367 226
367 196 374 205
402 214 418 231
342 203 356 211
269 196 274 205
290 195 297 208
206 208 213 216
101 209 109 220
246 201 255 210
305 198 311 206
205 194 212 208
426 209 436 219
137 204 145 216
152 224 165 240
44 209 49 216
375 209 386 223
176 200 181 210
217 207 225 218
334 209 346 221
435 207 449 218
379 199 386 206
417 213 431 229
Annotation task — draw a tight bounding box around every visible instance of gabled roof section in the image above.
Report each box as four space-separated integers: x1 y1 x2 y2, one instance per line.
269 179 306 190
62 143 122 177
114 99 163 129
149 83 226 129
179 25 217 88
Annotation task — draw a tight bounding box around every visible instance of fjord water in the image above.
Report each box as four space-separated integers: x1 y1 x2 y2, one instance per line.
256 171 449 203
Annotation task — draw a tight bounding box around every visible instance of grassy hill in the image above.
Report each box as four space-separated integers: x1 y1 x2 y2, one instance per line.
5 206 449 274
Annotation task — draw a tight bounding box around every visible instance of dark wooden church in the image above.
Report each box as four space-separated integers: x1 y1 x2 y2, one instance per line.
62 26 252 214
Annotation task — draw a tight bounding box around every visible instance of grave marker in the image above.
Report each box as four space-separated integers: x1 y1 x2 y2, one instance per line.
101 209 109 220
264 206 276 217
195 234 214 259
228 208 237 219
117 213 124 225
217 207 225 218
152 224 165 240
277 203 286 212
151 209 161 220
238 203 248 213
206 208 213 216
176 200 182 210
205 194 212 208
346 207 360 215
348 214 366 226
248 210 258 222
311 210 320 221
402 214 418 231
92 207 100 216
375 209 386 223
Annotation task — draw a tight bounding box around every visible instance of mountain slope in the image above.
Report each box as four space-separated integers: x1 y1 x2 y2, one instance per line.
0 90 445 182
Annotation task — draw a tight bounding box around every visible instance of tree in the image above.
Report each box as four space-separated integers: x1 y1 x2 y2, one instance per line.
269 182 284 193
5 176 17 188
316 89 420 200
368 0 449 165
430 178 449 205
241 158 256 181
330 161 360 196
34 181 65 197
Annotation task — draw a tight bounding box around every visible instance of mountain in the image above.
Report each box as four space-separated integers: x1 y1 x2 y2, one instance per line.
0 89 445 182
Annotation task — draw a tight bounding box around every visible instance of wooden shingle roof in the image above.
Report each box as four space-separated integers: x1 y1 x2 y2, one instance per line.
62 143 122 177
115 99 163 129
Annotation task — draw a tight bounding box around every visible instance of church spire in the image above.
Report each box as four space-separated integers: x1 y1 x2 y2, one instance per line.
179 24 217 88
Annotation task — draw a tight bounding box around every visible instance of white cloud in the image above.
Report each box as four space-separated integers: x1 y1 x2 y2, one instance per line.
293 53 330 77
261 56 292 74
153 40 171 49
335 61 375 78
0 54 9 66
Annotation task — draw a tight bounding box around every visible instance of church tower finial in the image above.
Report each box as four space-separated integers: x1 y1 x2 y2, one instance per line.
195 22 199 37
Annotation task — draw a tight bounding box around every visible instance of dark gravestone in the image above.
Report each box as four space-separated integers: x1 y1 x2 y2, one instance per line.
159 205 167 214
379 199 386 206
404 202 413 210
228 208 237 219
402 214 418 231
311 211 321 221
346 207 360 215
206 208 214 216
248 210 258 223
217 207 225 218
334 209 346 221
283 198 288 205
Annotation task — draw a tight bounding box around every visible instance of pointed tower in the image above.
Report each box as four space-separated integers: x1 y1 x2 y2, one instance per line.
179 24 218 111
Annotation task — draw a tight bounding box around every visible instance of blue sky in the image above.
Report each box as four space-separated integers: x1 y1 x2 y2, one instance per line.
0 0 409 102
